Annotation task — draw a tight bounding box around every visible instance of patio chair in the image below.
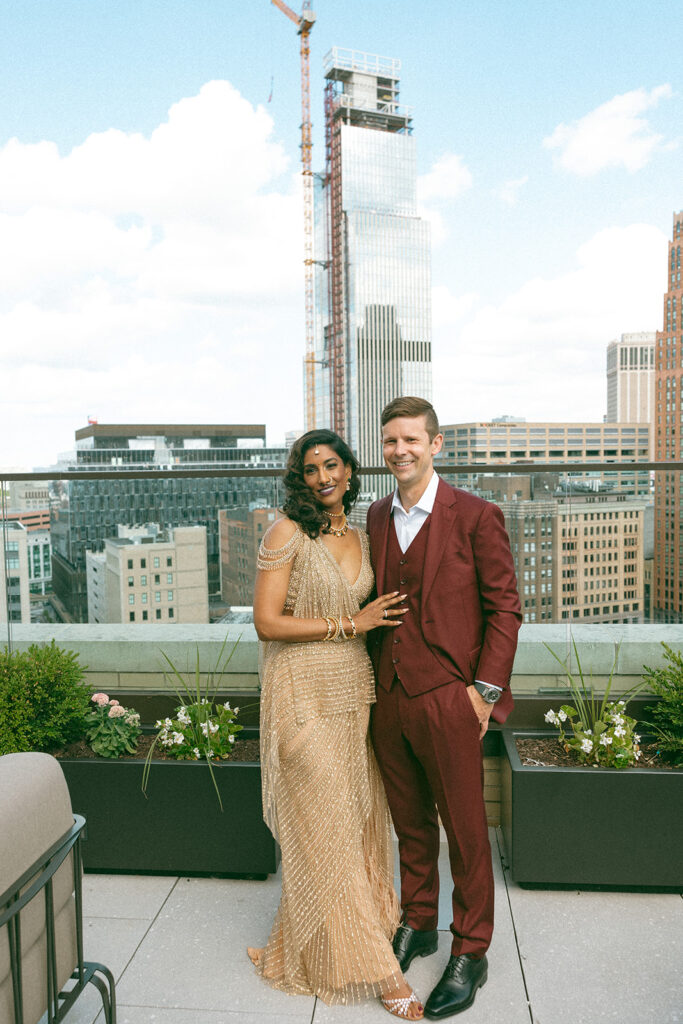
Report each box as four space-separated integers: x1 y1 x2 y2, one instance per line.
0 752 116 1024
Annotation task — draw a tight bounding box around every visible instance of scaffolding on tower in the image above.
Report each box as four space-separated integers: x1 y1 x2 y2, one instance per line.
270 0 317 430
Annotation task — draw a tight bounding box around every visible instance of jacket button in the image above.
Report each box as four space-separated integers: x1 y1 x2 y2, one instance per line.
392 658 399 664
393 637 400 644
399 559 407 565
400 578 406 585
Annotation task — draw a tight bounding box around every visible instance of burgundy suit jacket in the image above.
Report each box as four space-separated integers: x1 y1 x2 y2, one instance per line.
366 477 522 724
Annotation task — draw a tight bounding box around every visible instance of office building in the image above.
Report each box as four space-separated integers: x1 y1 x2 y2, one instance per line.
437 420 651 496
51 424 285 622
0 521 30 624
313 48 431 482
606 333 656 424
653 210 683 622
219 506 279 606
500 495 646 624
86 525 209 624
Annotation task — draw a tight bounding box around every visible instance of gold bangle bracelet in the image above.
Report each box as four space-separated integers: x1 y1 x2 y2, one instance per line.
348 615 358 638
338 615 348 641
323 616 334 641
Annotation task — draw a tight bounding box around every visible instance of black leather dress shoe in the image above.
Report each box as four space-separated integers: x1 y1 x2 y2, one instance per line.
392 924 439 971
424 954 488 1019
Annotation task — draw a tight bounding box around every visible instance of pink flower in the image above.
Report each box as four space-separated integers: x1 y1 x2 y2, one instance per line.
91 693 109 706
108 705 127 718
108 699 120 706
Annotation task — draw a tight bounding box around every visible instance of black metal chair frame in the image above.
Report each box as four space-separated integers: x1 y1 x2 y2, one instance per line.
0 813 116 1024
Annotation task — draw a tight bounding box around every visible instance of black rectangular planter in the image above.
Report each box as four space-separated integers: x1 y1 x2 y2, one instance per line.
501 730 683 890
60 755 280 878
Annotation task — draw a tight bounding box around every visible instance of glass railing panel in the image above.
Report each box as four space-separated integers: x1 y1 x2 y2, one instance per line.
1 463 680 659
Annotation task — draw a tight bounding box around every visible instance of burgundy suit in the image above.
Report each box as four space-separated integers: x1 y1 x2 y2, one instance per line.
367 478 521 956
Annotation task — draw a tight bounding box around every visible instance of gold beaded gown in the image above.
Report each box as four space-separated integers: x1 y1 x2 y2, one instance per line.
254 522 402 1005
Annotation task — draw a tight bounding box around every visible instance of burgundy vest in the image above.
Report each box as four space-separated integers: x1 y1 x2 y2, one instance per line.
377 516 458 694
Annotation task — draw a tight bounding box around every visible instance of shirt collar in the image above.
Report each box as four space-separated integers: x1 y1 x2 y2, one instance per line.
391 471 439 516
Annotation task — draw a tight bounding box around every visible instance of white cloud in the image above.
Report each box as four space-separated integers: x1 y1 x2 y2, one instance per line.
495 175 529 206
418 153 472 245
432 223 667 424
0 81 305 468
543 85 673 176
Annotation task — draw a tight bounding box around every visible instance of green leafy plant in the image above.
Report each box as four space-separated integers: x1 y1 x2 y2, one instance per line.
543 639 645 769
142 634 244 810
84 692 142 757
0 641 91 755
642 643 683 766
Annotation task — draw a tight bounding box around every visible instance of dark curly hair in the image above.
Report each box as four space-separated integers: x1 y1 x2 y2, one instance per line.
281 430 361 539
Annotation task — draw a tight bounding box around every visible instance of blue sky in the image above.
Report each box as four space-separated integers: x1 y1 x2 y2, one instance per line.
1 0 681 467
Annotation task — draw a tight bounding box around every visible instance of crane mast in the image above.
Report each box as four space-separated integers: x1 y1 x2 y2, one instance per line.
270 0 317 430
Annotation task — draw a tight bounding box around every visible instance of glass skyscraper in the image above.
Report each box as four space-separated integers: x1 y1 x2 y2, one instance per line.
313 49 431 489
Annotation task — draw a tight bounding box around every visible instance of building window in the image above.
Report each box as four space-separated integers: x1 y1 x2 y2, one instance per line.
168 608 174 619
141 575 147 586
167 557 173 567
129 612 135 622
127 559 133 569
141 559 147 569
167 573 173 584
156 609 162 620
153 557 160 568
155 591 161 603
128 594 135 605
154 574 160 584
128 576 134 587
141 593 148 604
167 590 174 601
142 610 148 621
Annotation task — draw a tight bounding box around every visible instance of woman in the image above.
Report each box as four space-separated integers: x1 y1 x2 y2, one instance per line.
248 430 424 1020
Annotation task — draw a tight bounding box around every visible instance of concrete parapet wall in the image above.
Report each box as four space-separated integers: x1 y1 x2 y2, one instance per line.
7 623 682 697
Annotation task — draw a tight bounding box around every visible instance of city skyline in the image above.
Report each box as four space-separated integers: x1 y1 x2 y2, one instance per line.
1 0 681 469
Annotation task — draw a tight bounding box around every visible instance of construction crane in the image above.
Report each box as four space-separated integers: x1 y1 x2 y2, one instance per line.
270 0 318 430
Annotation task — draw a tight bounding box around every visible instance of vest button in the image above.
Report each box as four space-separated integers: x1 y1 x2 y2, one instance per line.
399 559 407 565
392 658 399 664
393 637 400 644
400 578 406 585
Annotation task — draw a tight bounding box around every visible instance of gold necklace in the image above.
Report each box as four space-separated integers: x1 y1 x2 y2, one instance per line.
324 513 348 537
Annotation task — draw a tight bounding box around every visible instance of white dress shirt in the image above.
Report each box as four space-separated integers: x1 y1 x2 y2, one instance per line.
390 471 501 694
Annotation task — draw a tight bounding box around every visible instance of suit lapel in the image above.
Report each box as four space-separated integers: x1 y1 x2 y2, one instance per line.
372 496 393 594
422 478 458 602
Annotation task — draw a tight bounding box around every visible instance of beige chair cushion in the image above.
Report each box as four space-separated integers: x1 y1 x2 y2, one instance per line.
0 752 79 1024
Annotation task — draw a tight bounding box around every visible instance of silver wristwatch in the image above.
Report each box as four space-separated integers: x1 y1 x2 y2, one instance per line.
473 681 502 704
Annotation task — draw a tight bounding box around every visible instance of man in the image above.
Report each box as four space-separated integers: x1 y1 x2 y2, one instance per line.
367 396 521 1019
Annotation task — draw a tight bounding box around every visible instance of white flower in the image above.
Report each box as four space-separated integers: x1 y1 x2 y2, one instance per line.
177 708 191 726
223 701 231 710
164 717 173 729
580 739 593 753
229 734 235 743
233 706 239 715
200 722 209 737
209 721 219 734
544 710 559 725
612 714 625 727
618 700 626 707
172 732 184 745
634 734 641 743
585 729 592 735
635 749 642 759
599 734 613 746
614 725 626 738
193 747 200 759
558 710 568 722
155 720 163 729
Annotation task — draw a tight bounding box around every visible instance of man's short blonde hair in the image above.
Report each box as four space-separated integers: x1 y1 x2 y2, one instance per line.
381 397 440 441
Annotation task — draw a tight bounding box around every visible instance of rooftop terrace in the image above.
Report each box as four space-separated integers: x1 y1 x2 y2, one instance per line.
61 831 681 1024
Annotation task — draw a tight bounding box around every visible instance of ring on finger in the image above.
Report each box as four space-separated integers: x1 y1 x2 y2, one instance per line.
383 609 388 619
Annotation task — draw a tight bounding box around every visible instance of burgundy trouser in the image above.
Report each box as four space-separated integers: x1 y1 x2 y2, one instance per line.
371 678 494 958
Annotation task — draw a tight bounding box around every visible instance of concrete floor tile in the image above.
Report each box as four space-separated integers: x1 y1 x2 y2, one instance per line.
111 1008 313 1023
62 916 153 1024
508 884 683 1024
113 876 315 1015
82 873 178 919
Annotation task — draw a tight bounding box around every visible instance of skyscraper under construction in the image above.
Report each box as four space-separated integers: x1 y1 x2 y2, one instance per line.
312 48 431 486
